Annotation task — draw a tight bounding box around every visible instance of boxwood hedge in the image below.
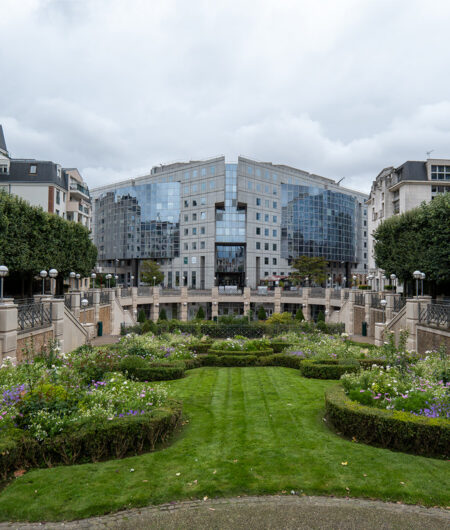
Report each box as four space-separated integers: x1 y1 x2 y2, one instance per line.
208 348 274 357
0 404 182 479
300 359 360 379
325 385 449 459
119 356 186 381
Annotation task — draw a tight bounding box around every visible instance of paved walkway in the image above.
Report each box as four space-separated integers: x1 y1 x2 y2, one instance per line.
91 335 120 346
0 495 448 529
349 334 375 345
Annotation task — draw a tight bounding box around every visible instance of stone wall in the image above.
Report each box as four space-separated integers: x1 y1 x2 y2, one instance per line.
353 306 365 336
16 328 54 362
417 326 450 355
79 307 94 325
99 305 112 335
369 308 384 337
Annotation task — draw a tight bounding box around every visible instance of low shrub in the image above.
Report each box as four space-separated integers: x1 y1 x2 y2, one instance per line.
188 342 212 354
199 355 258 367
257 354 304 370
300 359 359 379
119 356 185 381
325 385 449 459
270 342 293 353
0 405 182 479
357 359 387 369
208 349 273 357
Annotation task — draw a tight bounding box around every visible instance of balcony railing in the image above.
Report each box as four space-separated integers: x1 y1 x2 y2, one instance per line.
370 294 382 309
160 289 182 296
355 293 364 306
137 286 153 296
100 291 110 305
310 287 325 297
282 289 303 297
219 286 242 295
187 289 210 296
81 292 94 307
121 288 131 298
17 302 52 332
419 303 450 328
250 289 274 296
331 289 341 300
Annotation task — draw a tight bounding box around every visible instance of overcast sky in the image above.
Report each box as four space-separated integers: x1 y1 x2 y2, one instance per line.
1 0 450 193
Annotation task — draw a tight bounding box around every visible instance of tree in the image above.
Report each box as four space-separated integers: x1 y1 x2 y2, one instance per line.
266 312 292 324
317 310 325 322
290 256 328 285
140 260 164 286
196 306 205 319
295 307 305 321
159 308 167 320
137 309 146 323
0 191 97 296
373 193 450 289
257 306 267 320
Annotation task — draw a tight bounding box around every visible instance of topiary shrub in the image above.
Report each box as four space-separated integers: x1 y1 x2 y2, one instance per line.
196 306 206 319
317 310 325 323
300 359 359 379
295 308 305 321
325 385 449 459
137 309 146 323
199 354 258 367
119 356 185 381
158 308 167 321
257 306 267 320
141 320 156 334
257 354 304 369
208 349 273 357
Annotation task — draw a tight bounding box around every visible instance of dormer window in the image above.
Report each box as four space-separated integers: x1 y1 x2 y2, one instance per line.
30 165 37 174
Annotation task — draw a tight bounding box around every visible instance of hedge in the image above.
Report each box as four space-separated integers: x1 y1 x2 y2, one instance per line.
270 342 293 353
325 385 450 459
208 348 274 357
257 354 304 369
0 404 182 479
119 356 185 381
300 359 360 379
188 342 212 354
200 354 258 366
357 359 387 369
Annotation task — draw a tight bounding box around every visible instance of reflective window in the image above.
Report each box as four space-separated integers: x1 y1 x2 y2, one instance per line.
210 165 215 175
256 242 261 249
200 241 205 249
256 227 261 235
256 213 261 220
264 228 269 236
264 214 269 222
216 245 245 272
256 197 261 206
201 168 206 176
273 229 277 237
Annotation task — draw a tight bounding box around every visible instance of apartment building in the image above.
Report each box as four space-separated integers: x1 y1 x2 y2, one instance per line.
367 159 450 290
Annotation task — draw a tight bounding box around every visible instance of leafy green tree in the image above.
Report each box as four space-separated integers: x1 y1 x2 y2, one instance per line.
159 308 167 320
317 310 325 322
140 260 164 286
373 193 450 287
257 306 267 320
290 256 328 285
295 307 305 321
196 306 205 319
0 191 97 296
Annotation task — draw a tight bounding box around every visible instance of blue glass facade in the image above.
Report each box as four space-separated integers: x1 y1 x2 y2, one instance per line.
281 184 356 262
215 164 246 243
94 182 180 260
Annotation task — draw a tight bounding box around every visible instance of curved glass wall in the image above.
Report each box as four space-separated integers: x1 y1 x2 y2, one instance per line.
281 184 356 262
94 182 180 260
215 164 246 243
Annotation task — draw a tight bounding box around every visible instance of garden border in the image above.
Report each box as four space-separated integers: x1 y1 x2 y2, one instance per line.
325 385 450 458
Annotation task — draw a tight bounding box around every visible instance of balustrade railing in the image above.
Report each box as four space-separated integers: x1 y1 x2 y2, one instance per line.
100 291 110 305
331 289 341 300
419 303 450 328
160 289 182 296
187 289 210 296
355 293 364 306
121 288 131 298
393 296 406 313
81 292 94 307
17 302 52 332
310 287 325 297
282 288 303 297
370 294 382 309
137 286 153 296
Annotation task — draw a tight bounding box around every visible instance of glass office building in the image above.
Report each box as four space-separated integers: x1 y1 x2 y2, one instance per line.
92 156 368 288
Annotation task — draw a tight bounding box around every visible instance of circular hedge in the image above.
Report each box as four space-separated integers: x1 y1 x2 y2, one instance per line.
325 385 449 459
208 348 274 357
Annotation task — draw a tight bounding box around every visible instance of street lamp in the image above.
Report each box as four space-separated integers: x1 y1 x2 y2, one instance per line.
381 274 386 291
305 276 309 287
328 276 332 288
49 268 58 295
69 271 76 291
380 299 387 323
390 273 396 293
76 273 81 290
342 276 347 288
0 265 9 301
420 272 426 296
106 273 112 288
114 274 119 286
91 272 96 289
352 275 357 289
153 275 156 287
40 270 48 295
413 270 422 299
81 297 88 324
367 274 374 290
130 274 134 287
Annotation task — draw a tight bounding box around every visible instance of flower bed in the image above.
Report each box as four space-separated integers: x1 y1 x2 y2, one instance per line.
325 385 449 458
0 348 180 477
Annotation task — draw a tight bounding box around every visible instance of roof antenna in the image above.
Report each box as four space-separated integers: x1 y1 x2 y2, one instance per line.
336 177 345 185
426 149 434 159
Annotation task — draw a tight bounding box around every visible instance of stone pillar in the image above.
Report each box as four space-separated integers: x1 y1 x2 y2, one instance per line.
405 296 431 352
364 291 372 336
301 287 311 321
180 287 188 321
347 291 356 335
151 286 160 322
384 293 395 322
374 322 384 347
70 292 81 319
115 287 121 300
50 297 65 352
325 287 332 315
0 300 18 364
274 287 281 314
211 287 219 321
131 287 138 315
92 289 100 324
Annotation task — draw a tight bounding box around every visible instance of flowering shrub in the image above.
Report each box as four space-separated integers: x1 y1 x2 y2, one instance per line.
118 333 195 361
210 337 271 352
341 353 450 419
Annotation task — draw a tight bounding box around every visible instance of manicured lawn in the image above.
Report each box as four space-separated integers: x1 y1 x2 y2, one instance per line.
0 367 448 521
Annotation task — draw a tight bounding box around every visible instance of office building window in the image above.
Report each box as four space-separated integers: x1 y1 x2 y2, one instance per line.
273 201 277 208
264 243 269 250
192 213 197 221
273 215 277 222
256 212 261 220
264 257 269 265
183 257 188 264
264 228 269 236
200 211 206 219
273 229 277 237
256 197 261 206
200 241 205 249
264 214 269 222
256 227 261 235
201 226 205 234
273 244 277 251
192 227 197 235
184 228 189 235
273 258 277 265
256 242 261 249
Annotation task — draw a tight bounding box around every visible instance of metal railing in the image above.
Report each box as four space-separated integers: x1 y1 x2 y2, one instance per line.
100 291 110 305
250 289 274 297
121 288 131 298
160 289 182 296
393 296 406 313
370 294 382 309
64 294 72 310
81 292 94 307
282 289 303 297
310 287 325 297
219 287 243 295
17 301 52 332
355 293 364 306
137 286 153 296
331 289 341 300
187 289 210 296
419 303 450 328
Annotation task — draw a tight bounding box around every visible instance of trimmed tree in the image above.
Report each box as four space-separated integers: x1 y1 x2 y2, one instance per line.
137 309 146 323
290 256 328 285
196 306 205 319
295 307 305 321
257 306 267 320
159 308 167 320
317 310 325 322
